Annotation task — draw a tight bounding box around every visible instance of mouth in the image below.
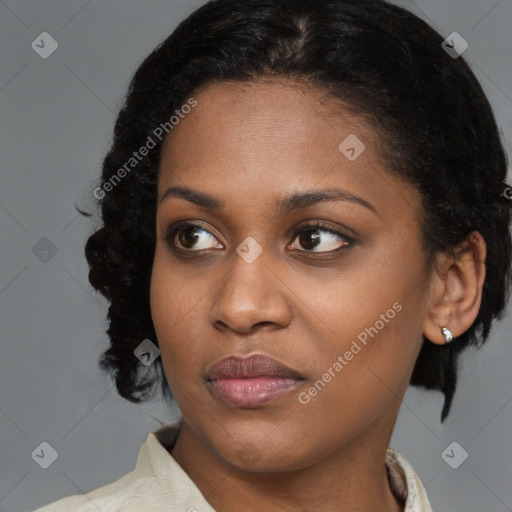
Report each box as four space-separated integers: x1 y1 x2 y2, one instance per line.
206 354 305 408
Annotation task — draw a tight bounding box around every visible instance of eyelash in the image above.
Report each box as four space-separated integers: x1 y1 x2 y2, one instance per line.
164 220 356 256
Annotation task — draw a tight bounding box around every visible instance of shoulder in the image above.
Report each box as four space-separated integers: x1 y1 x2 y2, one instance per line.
33 426 173 512
33 422 214 512
386 447 435 512
33 470 160 512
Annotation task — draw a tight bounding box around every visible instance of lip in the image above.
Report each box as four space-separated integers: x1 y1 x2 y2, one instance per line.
206 354 304 407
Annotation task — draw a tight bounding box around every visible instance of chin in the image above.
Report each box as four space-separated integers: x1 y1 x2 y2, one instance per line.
203 424 319 473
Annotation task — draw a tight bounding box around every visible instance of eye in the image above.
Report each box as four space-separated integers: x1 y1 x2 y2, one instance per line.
165 221 223 251
164 220 355 254
288 222 354 253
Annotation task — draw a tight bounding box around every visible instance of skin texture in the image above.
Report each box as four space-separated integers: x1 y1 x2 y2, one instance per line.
150 79 486 512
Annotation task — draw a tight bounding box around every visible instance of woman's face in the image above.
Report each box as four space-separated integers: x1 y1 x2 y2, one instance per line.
150 79 435 471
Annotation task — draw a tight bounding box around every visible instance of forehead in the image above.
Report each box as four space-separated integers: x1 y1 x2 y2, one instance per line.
157 79 421 220
160 81 373 177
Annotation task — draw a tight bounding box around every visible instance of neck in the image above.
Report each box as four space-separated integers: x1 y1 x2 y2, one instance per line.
170 418 404 512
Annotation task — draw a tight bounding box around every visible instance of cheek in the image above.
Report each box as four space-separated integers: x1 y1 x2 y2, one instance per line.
149 251 191 366
299 247 428 417
150 253 176 337
149 248 215 382
296 307 419 454
150 245 204 331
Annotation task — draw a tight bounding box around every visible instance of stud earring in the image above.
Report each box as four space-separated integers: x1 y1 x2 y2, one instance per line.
441 327 453 343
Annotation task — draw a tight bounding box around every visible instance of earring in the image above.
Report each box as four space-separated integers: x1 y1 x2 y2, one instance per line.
441 327 453 343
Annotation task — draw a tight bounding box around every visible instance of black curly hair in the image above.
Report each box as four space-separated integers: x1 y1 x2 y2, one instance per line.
82 0 512 422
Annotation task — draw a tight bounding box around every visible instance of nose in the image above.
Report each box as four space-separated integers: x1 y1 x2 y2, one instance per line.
209 243 293 334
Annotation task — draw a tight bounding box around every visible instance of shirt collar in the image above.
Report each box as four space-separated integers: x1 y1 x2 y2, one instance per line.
144 422 433 512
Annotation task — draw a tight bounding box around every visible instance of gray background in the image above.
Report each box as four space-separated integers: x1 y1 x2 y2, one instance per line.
0 0 511 511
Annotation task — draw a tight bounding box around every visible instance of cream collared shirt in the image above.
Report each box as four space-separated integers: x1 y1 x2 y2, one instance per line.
34 423 433 512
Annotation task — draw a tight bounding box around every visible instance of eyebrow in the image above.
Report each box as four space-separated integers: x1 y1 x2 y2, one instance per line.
159 186 379 216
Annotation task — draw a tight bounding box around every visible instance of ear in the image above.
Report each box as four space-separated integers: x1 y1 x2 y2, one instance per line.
423 231 486 345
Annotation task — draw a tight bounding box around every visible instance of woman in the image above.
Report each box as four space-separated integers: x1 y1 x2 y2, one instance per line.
35 0 511 510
